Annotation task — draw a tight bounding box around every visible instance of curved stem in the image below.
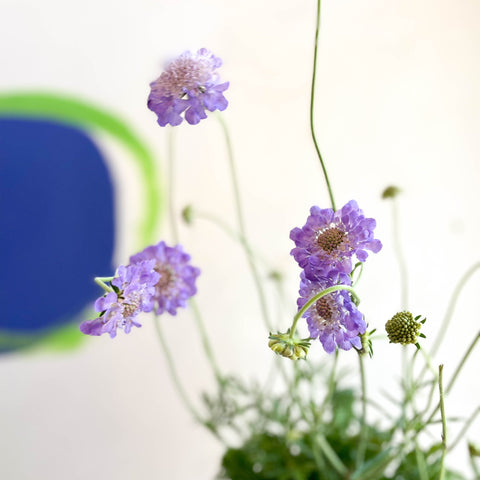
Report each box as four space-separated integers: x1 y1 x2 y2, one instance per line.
290 285 360 338
217 114 273 331
310 0 335 210
448 406 480 452
430 262 480 357
446 330 480 395
193 210 272 269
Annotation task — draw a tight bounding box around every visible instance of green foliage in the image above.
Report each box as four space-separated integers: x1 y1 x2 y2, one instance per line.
213 380 469 480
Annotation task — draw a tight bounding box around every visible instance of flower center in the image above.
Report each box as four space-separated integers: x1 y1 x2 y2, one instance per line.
315 297 333 321
155 264 176 294
156 54 215 97
122 302 138 318
317 226 346 254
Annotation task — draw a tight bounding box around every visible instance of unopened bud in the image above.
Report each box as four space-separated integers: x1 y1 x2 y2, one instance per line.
268 331 310 360
385 311 426 348
382 185 401 199
181 205 194 225
468 443 480 457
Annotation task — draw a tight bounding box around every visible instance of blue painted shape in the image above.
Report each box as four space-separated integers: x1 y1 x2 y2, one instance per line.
0 118 115 331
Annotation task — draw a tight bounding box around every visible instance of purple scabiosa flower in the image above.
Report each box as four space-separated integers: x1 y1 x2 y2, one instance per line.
148 48 229 127
130 241 200 315
80 260 160 338
290 200 382 280
297 272 366 354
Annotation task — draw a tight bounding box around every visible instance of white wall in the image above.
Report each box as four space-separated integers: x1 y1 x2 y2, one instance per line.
1 0 480 478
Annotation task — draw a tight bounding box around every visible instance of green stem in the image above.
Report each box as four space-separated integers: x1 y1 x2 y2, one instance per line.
193 210 272 269
391 197 408 310
165 130 224 384
414 443 429 480
190 300 224 383
438 364 447 480
351 262 364 287
430 262 480 357
94 276 114 292
317 350 339 420
153 315 203 424
290 285 360 338
217 114 273 331
315 434 348 476
310 0 335 210
448 406 480 452
446 330 480 395
167 127 179 243
355 352 368 469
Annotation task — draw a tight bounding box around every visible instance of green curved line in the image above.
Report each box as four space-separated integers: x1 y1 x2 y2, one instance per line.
0 91 163 247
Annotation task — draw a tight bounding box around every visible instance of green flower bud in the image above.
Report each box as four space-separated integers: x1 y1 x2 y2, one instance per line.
468 442 480 457
181 205 194 225
385 311 426 347
268 270 283 283
268 331 310 360
382 185 401 199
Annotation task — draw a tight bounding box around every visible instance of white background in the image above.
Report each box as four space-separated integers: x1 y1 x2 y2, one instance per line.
1 0 480 478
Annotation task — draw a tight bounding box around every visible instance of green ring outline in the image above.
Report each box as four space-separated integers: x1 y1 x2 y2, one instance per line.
0 90 163 247
0 91 163 350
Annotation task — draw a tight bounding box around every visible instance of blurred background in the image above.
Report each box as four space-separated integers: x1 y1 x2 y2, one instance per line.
1 0 479 478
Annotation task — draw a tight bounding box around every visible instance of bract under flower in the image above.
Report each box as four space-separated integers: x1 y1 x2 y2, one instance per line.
130 241 200 316
80 260 160 338
148 48 229 127
297 271 366 354
290 200 382 280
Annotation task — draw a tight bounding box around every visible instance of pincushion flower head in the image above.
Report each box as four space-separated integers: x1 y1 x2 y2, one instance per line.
148 48 229 127
80 260 160 338
290 200 382 280
130 241 200 315
297 271 366 354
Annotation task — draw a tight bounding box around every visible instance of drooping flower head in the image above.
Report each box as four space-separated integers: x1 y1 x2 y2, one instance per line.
148 48 229 127
290 200 382 280
130 241 200 315
80 260 160 338
297 271 366 354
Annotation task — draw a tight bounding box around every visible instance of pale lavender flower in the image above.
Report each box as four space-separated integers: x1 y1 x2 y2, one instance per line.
80 260 160 338
130 241 200 315
290 200 382 280
148 48 229 127
297 271 366 354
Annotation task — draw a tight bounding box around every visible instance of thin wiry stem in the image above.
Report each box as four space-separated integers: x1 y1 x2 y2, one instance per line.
448 406 480 452
391 197 408 310
310 0 335 210
355 352 368 469
431 262 480 357
216 114 273 332
438 365 447 480
166 129 224 384
153 315 203 424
